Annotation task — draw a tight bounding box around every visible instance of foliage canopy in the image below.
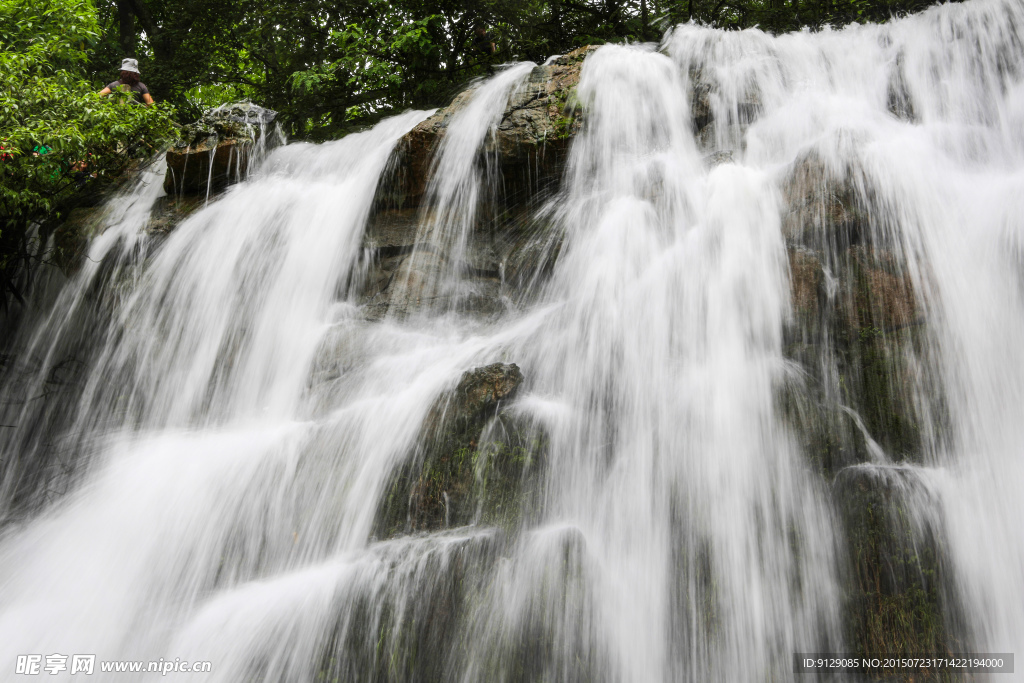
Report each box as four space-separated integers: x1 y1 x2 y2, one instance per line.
90 0 952 140
0 0 955 311
0 0 176 305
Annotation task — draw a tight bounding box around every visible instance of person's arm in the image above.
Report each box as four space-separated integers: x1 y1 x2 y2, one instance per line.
142 93 154 106
98 87 111 96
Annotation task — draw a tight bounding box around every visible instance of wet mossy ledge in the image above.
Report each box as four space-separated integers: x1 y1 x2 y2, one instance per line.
374 362 547 539
163 103 278 195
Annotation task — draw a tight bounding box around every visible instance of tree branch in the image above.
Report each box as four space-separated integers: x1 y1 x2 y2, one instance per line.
124 0 160 40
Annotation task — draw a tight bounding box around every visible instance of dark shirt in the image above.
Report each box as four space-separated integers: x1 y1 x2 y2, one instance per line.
105 80 150 102
472 32 495 55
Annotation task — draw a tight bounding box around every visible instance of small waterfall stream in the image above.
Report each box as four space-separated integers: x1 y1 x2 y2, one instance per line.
2 0 1024 680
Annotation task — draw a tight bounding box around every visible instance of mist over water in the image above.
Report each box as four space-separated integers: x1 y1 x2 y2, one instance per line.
1 0 1024 680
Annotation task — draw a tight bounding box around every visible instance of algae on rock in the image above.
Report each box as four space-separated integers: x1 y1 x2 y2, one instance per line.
374 363 546 539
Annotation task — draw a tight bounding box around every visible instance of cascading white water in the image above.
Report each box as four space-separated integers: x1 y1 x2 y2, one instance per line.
390 62 535 315
1 0 1024 680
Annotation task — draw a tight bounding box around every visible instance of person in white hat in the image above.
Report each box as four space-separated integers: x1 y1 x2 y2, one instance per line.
98 58 154 106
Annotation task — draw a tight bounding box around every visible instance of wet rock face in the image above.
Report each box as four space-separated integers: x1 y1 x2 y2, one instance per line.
51 207 104 275
145 195 206 236
163 103 277 195
782 153 869 250
834 466 966 665
780 152 928 472
491 47 596 183
389 46 596 210
375 363 546 538
387 89 478 208
360 48 595 319
688 65 762 154
353 202 561 319
779 151 956 672
318 530 502 683
887 53 917 122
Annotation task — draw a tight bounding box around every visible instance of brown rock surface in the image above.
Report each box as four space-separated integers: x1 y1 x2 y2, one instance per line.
162 103 276 195
391 46 598 208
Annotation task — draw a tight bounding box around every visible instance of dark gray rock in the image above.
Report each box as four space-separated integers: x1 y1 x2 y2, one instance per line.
833 464 967 663
374 362 546 537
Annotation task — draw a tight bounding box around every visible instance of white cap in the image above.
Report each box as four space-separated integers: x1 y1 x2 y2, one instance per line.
120 58 140 74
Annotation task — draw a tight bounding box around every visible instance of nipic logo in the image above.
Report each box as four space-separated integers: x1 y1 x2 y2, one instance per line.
16 654 95 675
71 655 96 675
15 655 40 675
16 655 209 675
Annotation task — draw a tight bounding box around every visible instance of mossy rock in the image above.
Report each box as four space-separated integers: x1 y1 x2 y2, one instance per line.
831 246 926 460
782 241 930 470
496 208 564 304
317 530 502 683
834 465 968 680
777 376 869 477
374 363 546 538
163 103 277 195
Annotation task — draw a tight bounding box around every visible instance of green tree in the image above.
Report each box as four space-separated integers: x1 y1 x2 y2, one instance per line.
0 0 177 307
94 0 956 141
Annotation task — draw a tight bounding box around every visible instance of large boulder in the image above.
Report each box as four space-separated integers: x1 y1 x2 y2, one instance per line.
163 103 277 195
833 465 965 668
375 362 547 537
780 152 928 471
388 46 597 209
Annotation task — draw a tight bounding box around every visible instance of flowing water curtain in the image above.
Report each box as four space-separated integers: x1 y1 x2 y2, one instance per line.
466 44 845 682
386 63 535 318
0 160 167 519
0 0 1022 681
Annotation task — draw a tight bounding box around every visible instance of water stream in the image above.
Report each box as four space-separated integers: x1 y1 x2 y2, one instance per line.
1 0 1023 680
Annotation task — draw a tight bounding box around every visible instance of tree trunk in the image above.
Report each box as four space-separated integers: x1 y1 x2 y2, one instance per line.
124 0 177 62
117 0 136 57
551 0 563 49
605 0 621 33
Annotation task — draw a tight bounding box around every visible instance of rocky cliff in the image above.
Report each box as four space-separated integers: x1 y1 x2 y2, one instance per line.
48 52 937 673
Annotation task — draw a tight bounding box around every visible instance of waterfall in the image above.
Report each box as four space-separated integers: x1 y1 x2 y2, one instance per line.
2 0 1024 680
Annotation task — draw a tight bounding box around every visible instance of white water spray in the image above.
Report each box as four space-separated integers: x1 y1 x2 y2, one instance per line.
0 1 1023 681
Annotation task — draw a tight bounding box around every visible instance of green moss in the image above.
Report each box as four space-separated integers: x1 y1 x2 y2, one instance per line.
374 406 546 538
836 467 964 681
832 254 923 460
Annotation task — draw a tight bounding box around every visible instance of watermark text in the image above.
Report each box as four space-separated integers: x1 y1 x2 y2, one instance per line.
16 655 212 676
